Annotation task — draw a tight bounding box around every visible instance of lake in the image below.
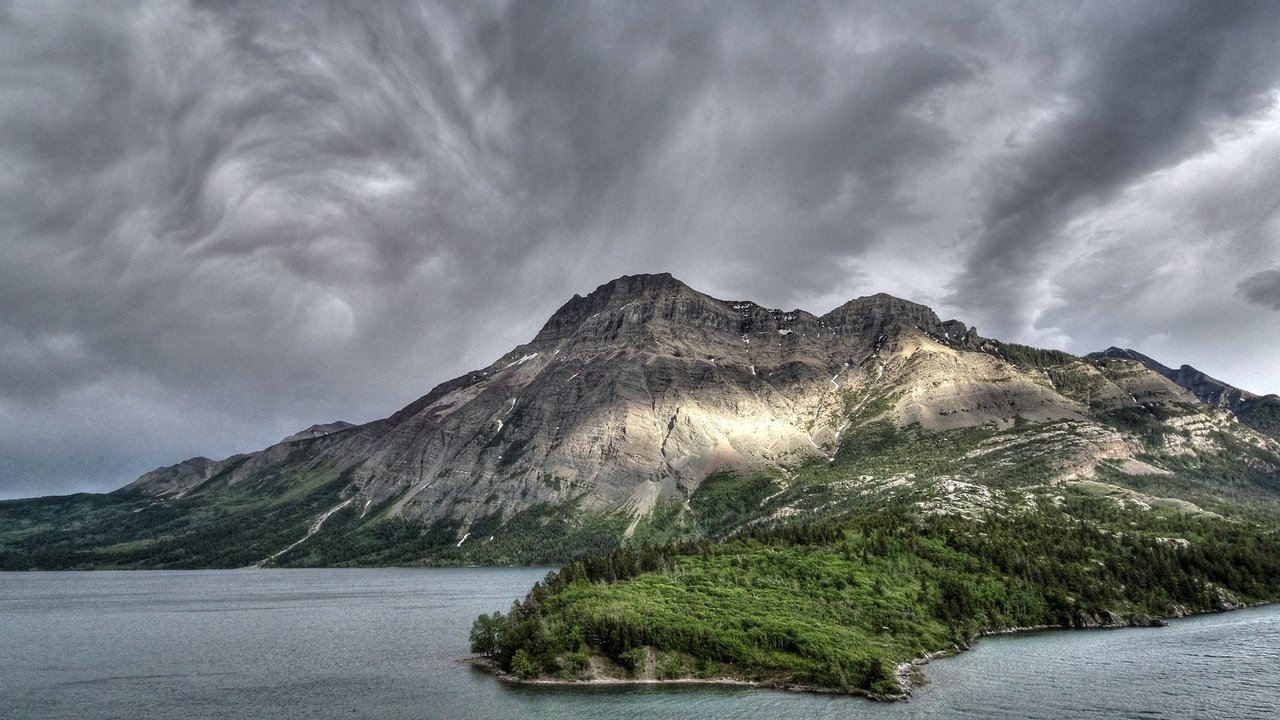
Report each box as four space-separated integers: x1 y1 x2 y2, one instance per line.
1 569 1276 719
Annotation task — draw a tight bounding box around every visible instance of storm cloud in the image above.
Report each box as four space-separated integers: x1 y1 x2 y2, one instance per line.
3 0 1280 498
1239 268 1280 310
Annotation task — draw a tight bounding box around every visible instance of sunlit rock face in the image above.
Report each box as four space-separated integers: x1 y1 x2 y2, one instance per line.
130 273 1263 534
333 273 1007 524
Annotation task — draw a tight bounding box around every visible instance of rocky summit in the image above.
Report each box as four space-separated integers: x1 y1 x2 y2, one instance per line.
3 273 1278 569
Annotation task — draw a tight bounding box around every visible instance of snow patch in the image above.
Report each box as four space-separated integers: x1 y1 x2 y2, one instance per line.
777 329 792 336
256 497 355 567
830 361 849 389
500 353 539 371
456 532 471 547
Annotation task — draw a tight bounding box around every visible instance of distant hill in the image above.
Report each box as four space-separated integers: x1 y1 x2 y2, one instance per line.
1085 346 1253 410
1086 346 1279 440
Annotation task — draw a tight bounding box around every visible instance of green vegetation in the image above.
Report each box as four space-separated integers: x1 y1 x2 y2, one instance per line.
984 342 1077 370
1094 403 1203 449
0 460 351 570
270 500 633 567
689 471 779 536
1239 395 1280 440
473 497 1280 696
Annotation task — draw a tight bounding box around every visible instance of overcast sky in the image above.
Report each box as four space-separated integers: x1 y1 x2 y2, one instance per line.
3 1 1280 499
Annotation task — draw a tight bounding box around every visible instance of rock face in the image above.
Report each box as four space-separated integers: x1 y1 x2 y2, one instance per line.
1073 611 1167 629
122 273 1277 546
351 274 1037 524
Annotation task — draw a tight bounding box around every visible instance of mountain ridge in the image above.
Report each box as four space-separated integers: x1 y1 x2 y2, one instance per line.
1086 346 1280 441
1086 347 1255 410
2 273 1278 569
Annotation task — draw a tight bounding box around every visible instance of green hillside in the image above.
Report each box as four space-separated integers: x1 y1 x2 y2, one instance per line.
473 494 1280 697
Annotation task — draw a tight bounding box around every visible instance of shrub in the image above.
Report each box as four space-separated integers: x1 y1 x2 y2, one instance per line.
656 652 686 680
510 649 538 680
561 651 590 679
617 647 647 676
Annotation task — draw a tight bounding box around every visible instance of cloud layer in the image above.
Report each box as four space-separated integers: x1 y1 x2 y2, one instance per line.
3 0 1280 497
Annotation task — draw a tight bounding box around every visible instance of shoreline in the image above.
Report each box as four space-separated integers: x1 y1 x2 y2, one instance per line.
463 656 891 700
893 599 1276 697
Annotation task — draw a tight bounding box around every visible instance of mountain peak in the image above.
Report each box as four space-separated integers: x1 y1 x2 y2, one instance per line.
582 272 688 302
822 292 978 346
531 274 988 352
1094 347 1145 362
829 292 937 316
282 421 357 444
533 273 696 343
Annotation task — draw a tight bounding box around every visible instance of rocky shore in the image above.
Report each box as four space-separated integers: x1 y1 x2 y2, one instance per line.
466 653 899 701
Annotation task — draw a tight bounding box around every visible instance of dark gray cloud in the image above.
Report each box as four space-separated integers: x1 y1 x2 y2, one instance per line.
949 1 1280 332
1239 268 1280 310
3 0 1280 498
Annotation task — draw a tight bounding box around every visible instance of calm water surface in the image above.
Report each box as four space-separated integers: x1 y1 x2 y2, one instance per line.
1 569 1277 719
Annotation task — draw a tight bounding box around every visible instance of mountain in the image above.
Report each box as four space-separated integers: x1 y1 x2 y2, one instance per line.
2 273 1279 570
1087 346 1280 440
1086 347 1255 410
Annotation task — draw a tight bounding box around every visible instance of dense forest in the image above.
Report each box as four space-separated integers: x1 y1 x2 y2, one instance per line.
472 496 1280 696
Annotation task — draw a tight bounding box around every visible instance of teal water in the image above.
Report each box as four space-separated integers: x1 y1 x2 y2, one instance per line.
1 569 1276 719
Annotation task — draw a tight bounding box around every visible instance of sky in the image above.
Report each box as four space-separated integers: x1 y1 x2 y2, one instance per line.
3 0 1280 499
